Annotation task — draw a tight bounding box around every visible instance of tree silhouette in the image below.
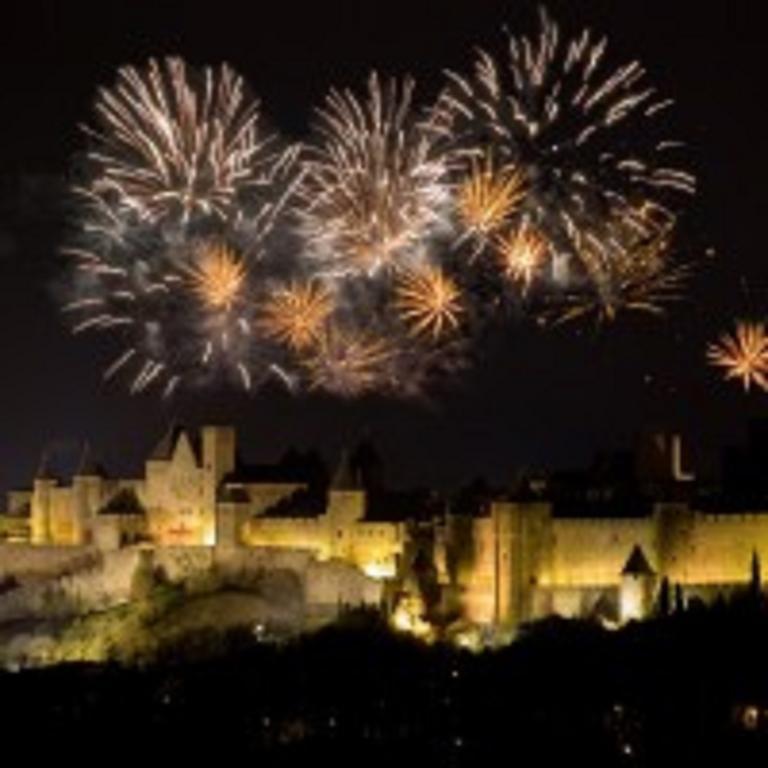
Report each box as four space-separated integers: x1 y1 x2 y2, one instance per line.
657 576 671 617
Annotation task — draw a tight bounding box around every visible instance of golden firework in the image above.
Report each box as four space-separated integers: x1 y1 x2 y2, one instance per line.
708 322 768 393
395 265 463 340
184 243 246 311
551 203 681 324
306 326 394 397
260 281 334 350
85 57 292 224
456 156 527 241
298 73 449 276
495 224 549 290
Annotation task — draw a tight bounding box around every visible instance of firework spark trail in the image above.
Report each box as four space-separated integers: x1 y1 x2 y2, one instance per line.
62 11 697 401
181 242 246 311
545 205 683 324
64 193 291 396
394 266 464 340
81 57 298 226
259 281 334 351
297 72 452 277
435 7 695 318
456 155 527 248
289 72 469 396
708 322 768 393
304 325 396 397
495 223 550 291
64 56 306 396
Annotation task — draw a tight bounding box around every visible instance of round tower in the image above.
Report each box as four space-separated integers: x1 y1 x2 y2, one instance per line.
620 545 656 623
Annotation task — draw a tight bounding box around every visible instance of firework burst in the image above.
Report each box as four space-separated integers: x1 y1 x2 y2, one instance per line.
436 8 695 315
60 13 697 401
182 242 246 311
708 322 768 393
260 281 334 351
63 190 294 396
82 56 298 226
548 203 683 323
395 265 463 340
64 57 303 396
305 325 396 397
298 72 451 276
495 223 550 291
456 155 527 246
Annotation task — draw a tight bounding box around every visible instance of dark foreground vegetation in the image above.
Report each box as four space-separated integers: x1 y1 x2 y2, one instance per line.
2 598 768 766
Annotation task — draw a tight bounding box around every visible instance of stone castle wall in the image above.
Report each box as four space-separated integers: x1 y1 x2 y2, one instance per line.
242 517 330 557
446 504 768 629
0 543 383 627
0 544 99 583
666 514 768 585
0 547 142 624
546 518 657 587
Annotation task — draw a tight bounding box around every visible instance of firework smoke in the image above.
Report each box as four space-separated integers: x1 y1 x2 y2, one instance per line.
81 57 298 227
259 281 335 351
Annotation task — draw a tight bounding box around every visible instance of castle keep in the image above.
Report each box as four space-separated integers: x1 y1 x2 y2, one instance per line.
3 426 768 636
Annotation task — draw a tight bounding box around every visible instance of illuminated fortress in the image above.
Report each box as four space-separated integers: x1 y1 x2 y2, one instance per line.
3 425 768 638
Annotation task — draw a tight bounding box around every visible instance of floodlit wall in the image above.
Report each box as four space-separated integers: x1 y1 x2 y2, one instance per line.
546 518 657 588
345 522 404 579
451 504 768 628
0 547 141 623
6 490 32 515
0 515 30 543
452 503 551 627
241 510 404 580
668 514 768 585
242 517 331 558
0 543 98 582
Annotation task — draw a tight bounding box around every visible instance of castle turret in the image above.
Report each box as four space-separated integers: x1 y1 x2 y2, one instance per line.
327 449 366 559
71 442 106 545
215 485 250 550
202 425 236 546
620 545 656 623
31 450 55 545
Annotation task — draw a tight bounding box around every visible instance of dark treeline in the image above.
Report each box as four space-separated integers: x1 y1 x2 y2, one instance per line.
2 599 768 766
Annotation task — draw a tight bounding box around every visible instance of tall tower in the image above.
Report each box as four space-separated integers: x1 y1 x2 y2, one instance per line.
202 426 236 546
620 545 656 623
71 442 106 546
31 450 55 545
489 502 550 631
327 449 366 560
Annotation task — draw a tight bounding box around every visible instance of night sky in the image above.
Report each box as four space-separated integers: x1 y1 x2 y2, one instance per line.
0 1 765 494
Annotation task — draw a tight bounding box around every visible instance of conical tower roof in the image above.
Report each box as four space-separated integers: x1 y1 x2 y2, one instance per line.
149 424 201 463
622 545 655 577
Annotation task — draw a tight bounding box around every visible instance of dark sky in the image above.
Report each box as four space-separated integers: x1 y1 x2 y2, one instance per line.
0 1 765 494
